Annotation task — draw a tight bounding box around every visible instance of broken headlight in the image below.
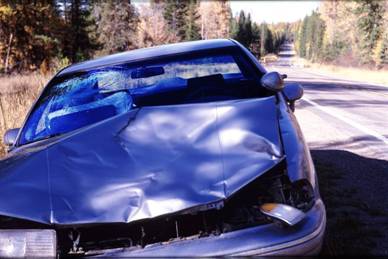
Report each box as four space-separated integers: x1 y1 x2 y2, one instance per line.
289 179 315 211
252 162 315 212
0 229 56 258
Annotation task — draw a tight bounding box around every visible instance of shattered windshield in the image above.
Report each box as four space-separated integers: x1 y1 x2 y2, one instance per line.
19 51 261 145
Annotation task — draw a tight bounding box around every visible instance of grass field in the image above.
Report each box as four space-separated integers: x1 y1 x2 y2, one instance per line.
293 58 388 86
0 73 50 156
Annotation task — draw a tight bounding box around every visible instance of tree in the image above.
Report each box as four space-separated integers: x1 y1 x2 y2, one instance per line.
270 22 290 54
163 0 186 40
163 0 201 41
303 11 325 61
0 1 63 72
136 1 179 47
93 0 139 55
311 12 325 61
297 16 308 58
356 0 385 64
260 22 273 56
59 0 96 62
199 0 232 39
374 32 388 67
232 10 253 49
183 0 201 41
250 22 261 57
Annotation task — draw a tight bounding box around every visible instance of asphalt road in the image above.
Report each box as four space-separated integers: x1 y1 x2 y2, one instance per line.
266 45 388 255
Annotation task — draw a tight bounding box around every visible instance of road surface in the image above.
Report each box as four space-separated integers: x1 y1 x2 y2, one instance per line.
266 44 388 255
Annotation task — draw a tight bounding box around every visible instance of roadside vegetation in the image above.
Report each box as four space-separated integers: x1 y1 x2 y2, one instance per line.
292 57 388 86
0 0 286 74
0 74 48 155
292 1 388 70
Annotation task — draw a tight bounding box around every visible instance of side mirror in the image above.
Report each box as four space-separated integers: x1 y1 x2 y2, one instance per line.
282 83 304 112
260 72 286 92
3 128 20 147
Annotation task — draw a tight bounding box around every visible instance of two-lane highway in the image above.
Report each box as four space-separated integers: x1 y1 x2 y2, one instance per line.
266 45 388 255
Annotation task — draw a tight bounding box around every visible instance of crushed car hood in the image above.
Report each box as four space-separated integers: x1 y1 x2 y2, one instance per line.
0 97 283 225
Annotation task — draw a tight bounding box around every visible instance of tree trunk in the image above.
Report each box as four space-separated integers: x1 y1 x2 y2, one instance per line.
4 33 13 73
0 95 7 131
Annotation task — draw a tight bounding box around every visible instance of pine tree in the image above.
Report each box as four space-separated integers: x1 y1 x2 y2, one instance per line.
381 34 388 65
374 32 388 67
311 13 325 61
163 0 200 41
58 0 96 62
94 0 139 55
298 16 308 58
232 10 253 48
163 0 184 40
250 22 261 57
356 0 385 64
183 0 201 41
264 24 273 54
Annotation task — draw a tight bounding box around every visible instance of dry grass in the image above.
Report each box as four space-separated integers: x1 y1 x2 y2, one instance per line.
292 57 388 86
260 54 279 64
0 73 51 157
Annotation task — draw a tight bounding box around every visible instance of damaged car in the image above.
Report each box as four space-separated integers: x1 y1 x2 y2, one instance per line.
0 39 325 257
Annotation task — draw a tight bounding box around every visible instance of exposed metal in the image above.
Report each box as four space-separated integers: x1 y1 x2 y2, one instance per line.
95 200 325 257
260 203 306 226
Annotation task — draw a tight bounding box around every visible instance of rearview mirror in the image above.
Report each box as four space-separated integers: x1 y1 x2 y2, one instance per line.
131 66 165 79
3 128 20 147
283 83 304 112
260 72 286 92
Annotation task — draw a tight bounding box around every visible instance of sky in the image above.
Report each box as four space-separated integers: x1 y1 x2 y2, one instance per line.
230 1 321 24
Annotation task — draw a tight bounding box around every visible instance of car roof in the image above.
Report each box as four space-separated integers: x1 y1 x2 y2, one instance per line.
58 39 238 76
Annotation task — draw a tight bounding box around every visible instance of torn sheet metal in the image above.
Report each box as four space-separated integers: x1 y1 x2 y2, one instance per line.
0 97 282 225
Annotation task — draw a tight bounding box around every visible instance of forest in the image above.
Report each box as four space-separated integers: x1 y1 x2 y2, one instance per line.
1 0 387 75
0 0 387 156
293 0 388 68
0 0 287 74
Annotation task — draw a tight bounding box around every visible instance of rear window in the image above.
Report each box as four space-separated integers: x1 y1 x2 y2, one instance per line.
19 51 263 145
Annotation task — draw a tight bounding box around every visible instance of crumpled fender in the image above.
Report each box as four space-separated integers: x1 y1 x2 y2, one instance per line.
277 94 317 190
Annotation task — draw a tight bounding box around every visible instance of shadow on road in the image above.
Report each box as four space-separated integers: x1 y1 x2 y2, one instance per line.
287 80 388 93
312 149 388 255
306 98 388 108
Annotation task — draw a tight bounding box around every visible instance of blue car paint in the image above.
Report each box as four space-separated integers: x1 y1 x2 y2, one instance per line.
0 39 325 256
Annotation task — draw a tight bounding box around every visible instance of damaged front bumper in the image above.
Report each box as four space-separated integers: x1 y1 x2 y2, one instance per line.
96 199 326 257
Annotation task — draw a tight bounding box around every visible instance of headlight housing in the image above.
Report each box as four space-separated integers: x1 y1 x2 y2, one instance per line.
0 229 56 257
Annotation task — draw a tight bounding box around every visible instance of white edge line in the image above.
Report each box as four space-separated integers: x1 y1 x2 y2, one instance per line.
299 70 388 89
302 97 388 145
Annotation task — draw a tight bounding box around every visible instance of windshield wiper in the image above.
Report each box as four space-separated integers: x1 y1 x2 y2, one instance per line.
99 88 129 94
31 133 65 144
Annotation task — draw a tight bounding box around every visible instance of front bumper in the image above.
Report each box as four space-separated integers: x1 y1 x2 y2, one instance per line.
97 199 326 256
